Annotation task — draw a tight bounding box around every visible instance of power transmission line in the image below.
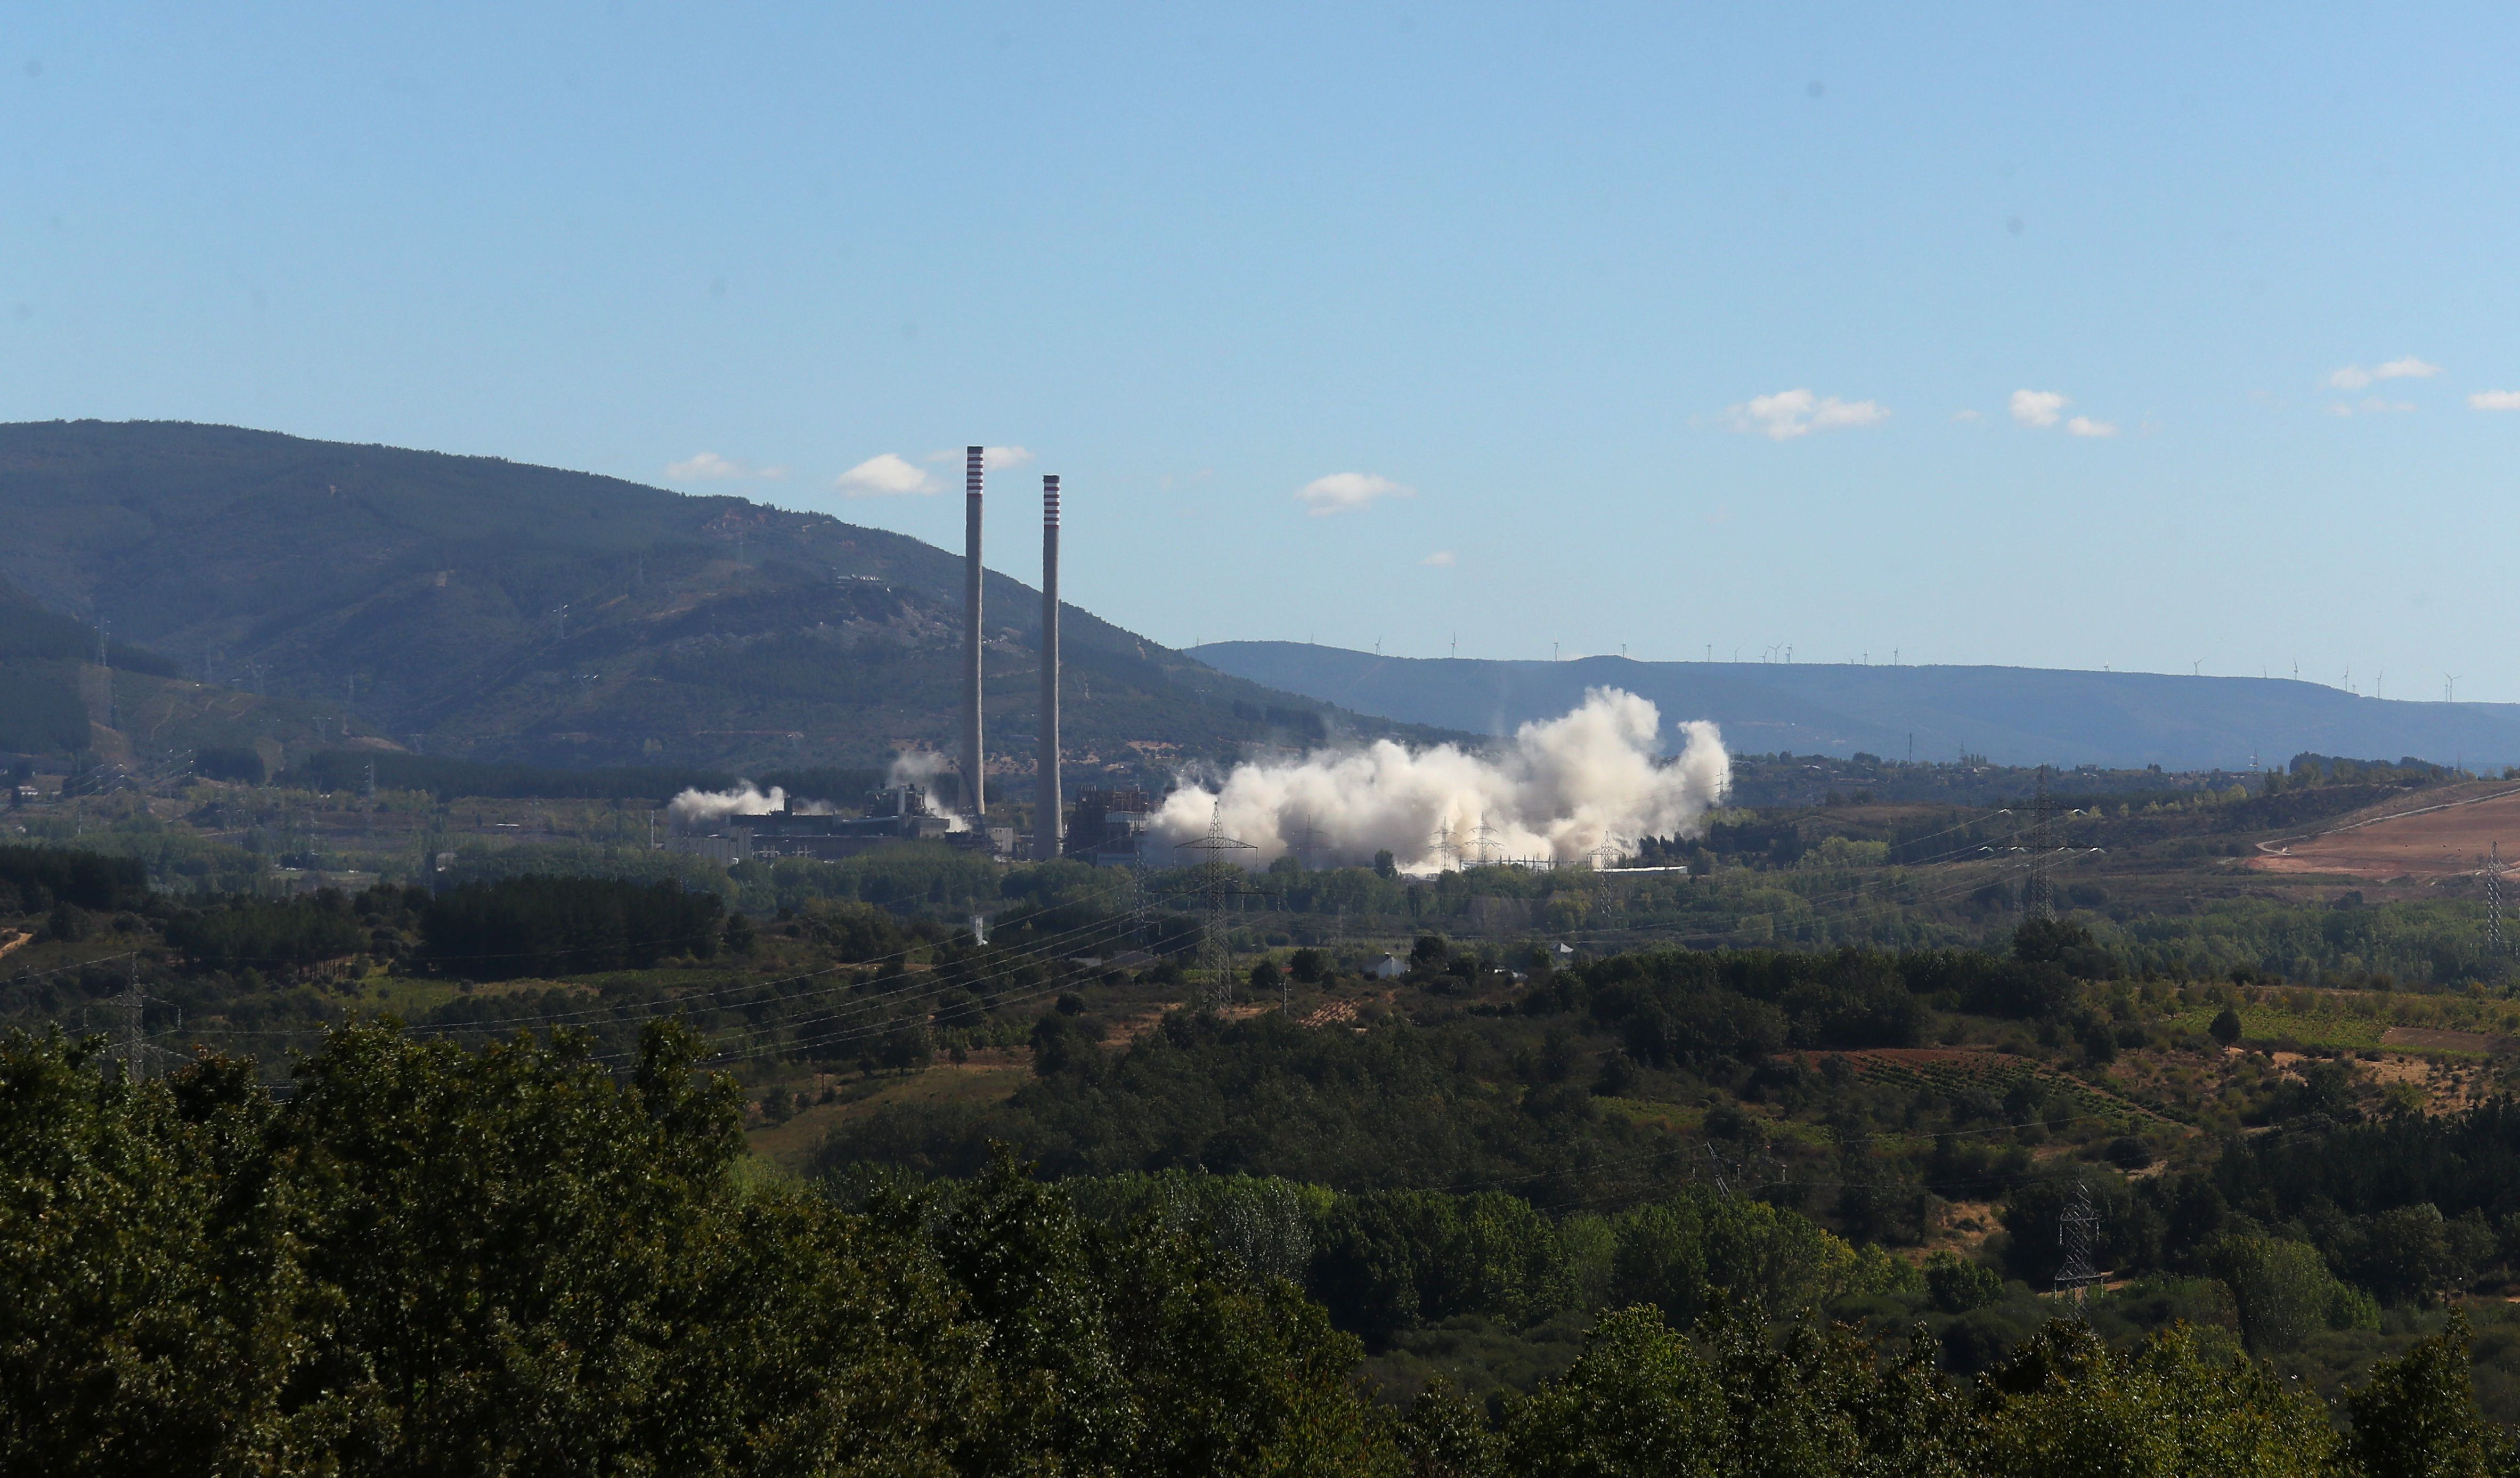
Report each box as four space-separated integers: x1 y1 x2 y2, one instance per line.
96 956 177 1084
2487 842 2505 957
2023 765 2054 922
1174 799 1256 1010
2053 1179 2106 1305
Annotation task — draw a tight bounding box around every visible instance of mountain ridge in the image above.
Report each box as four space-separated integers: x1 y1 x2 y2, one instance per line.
1189 640 2520 772
0 420 1454 786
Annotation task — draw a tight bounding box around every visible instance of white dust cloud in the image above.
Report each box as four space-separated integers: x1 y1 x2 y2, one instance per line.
887 750 953 790
667 783 819 827
1151 688 1729 872
883 750 969 829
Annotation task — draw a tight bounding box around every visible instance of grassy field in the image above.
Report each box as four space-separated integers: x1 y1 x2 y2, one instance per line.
2164 1004 2391 1053
747 1057 1032 1172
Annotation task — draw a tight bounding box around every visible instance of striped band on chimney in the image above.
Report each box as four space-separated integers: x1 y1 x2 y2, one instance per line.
962 445 986 822
1036 473 1062 860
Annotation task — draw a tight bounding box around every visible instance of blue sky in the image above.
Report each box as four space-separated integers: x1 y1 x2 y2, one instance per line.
6 5 2519 699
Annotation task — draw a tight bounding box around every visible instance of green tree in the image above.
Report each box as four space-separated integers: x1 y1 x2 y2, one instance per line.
2210 1007 2243 1046
2341 1312 2502 1478
1397 1382 1502 1478
1924 1251 2006 1313
1 1023 1400 1476
1497 1304 1961 1478
2206 1235 2377 1353
1971 1320 2337 1478
1500 1306 1728 1477
0 1040 319 1475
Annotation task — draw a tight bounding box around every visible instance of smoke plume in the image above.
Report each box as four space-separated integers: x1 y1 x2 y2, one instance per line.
1151 687 1728 871
887 750 954 791
669 783 784 827
667 782 831 827
883 750 969 830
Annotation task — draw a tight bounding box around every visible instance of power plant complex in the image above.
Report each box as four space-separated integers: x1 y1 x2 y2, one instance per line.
672 443 1128 865
646 439 1721 875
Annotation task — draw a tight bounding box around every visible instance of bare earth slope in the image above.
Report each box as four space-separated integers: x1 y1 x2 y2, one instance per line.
2248 783 2520 880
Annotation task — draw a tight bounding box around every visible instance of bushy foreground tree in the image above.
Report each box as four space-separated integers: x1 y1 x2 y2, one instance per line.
0 1024 1383 1476
6 1022 2515 1476
1405 1308 2509 1478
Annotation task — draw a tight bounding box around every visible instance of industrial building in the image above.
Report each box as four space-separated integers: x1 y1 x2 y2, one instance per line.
671 782 1015 862
742 784 964 859
1063 787 1155 866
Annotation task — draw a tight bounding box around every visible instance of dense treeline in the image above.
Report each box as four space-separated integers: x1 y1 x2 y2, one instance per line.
817 926 2150 1200
2002 1101 2520 1345
418 875 726 978
1554 920 2118 1055
1303 1183 1911 1351
820 1008 1682 1198
0 842 148 913
162 889 373 971
1956 1095 2520 1368
1396 1308 2506 1478
191 744 267 784
0 585 180 675
0 662 94 752
2223 1101 2520 1228
151 877 733 980
2275 752 2468 789
5 1025 2511 1475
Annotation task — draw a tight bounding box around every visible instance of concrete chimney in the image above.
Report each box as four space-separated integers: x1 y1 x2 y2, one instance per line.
1036 475 1062 860
962 445 985 820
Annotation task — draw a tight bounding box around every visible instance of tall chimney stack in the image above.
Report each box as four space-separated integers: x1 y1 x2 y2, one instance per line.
1036 475 1062 860
962 445 986 821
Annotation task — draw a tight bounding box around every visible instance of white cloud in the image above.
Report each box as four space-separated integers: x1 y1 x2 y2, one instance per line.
2010 390 2119 437
2330 356 2444 391
1297 472 1413 515
834 453 937 497
925 445 1035 470
665 452 790 482
1726 388 1890 441
1420 550 1457 567
2009 389 2068 428
666 452 748 481
1950 409 1982 423
2471 390 2520 411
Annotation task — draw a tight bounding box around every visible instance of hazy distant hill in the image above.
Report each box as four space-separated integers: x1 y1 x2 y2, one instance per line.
1191 641 2520 772
0 421 1441 786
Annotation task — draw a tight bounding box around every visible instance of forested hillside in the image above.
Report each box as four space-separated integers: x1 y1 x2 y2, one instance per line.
7 1020 2515 1476
0 420 1444 783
